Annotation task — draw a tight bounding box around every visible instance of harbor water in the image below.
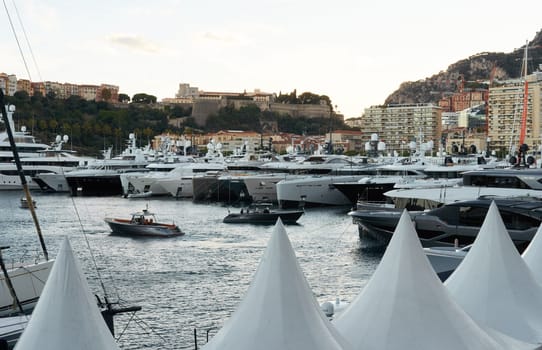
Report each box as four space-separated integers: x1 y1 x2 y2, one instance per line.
0 191 383 349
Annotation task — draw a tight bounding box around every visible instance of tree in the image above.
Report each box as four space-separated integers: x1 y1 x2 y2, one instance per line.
118 93 130 103
132 93 157 104
13 90 30 104
298 92 320 105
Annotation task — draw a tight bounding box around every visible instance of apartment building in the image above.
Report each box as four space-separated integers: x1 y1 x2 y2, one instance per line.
0 71 118 101
439 89 488 112
487 72 542 155
361 103 442 154
16 79 32 95
0 73 17 96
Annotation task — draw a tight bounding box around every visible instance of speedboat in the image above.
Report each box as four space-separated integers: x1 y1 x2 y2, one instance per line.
350 198 542 249
104 207 183 237
223 204 304 225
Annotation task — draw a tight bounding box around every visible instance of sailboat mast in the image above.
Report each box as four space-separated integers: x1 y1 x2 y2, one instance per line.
0 90 49 260
518 41 529 147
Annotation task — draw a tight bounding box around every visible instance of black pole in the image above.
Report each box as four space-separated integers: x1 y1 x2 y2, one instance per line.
0 246 25 315
0 90 48 260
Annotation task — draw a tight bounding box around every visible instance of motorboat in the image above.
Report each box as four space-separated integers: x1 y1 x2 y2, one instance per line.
104 206 183 237
350 198 542 250
423 244 471 281
223 204 304 225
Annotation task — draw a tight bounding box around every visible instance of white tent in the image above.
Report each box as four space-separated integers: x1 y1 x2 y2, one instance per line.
522 223 542 285
333 210 534 350
203 219 351 350
445 201 542 344
15 237 120 350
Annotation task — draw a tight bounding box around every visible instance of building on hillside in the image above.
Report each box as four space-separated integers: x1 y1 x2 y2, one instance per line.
16 79 32 96
0 71 120 101
176 83 200 99
78 84 100 101
163 97 193 104
31 82 45 96
269 101 332 119
344 117 362 128
198 130 263 154
438 88 488 112
361 103 442 155
0 73 18 96
328 129 364 153
170 83 335 127
63 83 80 98
96 84 119 102
189 89 275 126
487 72 542 156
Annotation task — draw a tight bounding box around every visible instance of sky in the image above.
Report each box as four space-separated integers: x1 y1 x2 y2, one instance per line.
1 0 541 119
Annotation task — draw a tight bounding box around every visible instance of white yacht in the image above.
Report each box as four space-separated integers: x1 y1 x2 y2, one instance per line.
136 139 230 198
120 156 198 197
242 173 293 203
0 107 49 162
259 154 362 175
64 134 150 196
276 174 363 208
0 134 94 191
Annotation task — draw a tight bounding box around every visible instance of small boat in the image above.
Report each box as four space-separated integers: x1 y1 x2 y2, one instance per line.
104 206 183 237
19 197 36 209
223 204 304 225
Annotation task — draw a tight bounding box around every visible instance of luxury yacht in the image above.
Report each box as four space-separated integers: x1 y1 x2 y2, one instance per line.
350 198 542 249
385 168 542 210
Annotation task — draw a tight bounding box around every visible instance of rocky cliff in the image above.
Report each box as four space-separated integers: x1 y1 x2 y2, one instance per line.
384 29 542 105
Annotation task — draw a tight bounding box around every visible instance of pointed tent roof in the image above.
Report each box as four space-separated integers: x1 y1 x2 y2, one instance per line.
333 210 533 350
445 201 542 344
15 237 120 350
203 218 351 350
522 223 542 285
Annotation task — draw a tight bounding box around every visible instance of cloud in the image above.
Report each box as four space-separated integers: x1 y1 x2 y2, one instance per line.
107 34 160 53
202 31 237 43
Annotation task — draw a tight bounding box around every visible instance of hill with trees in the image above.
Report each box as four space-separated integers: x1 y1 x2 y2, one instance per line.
2 90 353 156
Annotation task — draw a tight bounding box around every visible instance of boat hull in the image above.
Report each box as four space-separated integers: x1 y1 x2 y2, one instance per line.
223 210 304 225
104 218 184 237
67 174 122 196
0 260 54 317
424 247 468 281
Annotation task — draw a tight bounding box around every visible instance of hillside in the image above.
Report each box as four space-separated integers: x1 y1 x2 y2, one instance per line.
384 29 542 105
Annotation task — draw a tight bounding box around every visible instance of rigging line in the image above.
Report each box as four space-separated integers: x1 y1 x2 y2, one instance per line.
11 0 42 82
131 315 170 344
69 195 111 301
2 0 32 81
